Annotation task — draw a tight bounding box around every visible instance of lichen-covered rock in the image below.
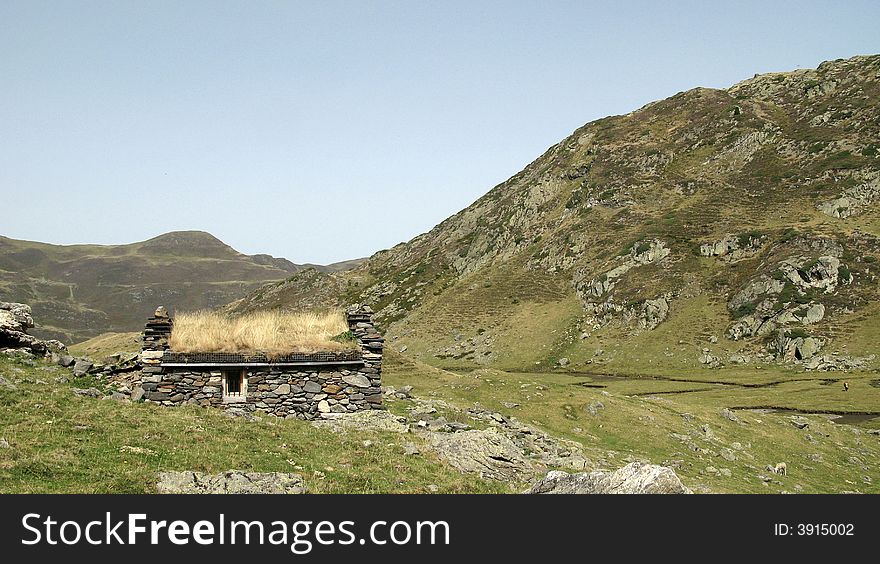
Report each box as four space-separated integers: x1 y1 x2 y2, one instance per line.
311 410 410 433
427 427 535 482
525 462 692 494
157 471 306 494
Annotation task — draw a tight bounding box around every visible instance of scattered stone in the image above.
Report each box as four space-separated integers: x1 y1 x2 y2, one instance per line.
427 427 534 481
119 445 157 456
55 354 75 367
157 471 306 494
0 438 9 449
222 407 261 422
427 484 439 492
526 462 691 494
789 417 811 430
72 359 94 377
73 387 102 398
720 408 740 423
502 402 520 409
131 386 145 402
403 442 421 456
312 410 410 434
0 375 16 390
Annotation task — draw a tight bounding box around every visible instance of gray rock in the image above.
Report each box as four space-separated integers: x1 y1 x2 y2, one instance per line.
131 386 145 402
720 408 741 423
403 442 421 456
56 354 75 367
526 462 692 494
303 381 322 393
73 387 102 398
72 359 94 377
586 401 605 416
426 427 535 481
0 375 16 390
342 373 371 388
0 438 9 449
157 471 306 494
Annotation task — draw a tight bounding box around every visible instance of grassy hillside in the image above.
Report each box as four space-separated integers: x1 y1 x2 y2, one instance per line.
0 231 360 344
232 55 880 378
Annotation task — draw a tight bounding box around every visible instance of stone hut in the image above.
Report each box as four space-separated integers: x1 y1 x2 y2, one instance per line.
135 305 383 419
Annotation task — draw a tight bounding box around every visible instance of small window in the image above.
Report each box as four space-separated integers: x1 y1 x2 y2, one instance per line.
222 370 247 403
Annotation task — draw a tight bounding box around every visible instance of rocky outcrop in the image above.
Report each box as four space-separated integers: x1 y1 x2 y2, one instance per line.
726 255 847 344
427 427 535 482
818 172 880 218
1 302 67 356
770 330 824 362
308 396 588 483
700 232 766 262
156 471 306 494
637 296 670 330
575 240 673 332
525 462 692 494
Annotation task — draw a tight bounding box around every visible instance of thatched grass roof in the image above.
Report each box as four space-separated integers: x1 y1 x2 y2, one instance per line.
169 310 355 355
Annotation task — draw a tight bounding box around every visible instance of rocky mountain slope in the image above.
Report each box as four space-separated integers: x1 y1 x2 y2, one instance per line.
232 54 880 374
0 231 361 343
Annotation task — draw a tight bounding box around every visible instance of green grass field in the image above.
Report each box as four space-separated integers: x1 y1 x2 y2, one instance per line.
0 354 504 494
3 336 878 494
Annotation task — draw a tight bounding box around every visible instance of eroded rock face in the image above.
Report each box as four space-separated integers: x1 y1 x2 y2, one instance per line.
156 471 306 494
726 255 848 345
575 240 674 332
817 173 880 219
700 233 765 261
525 462 692 494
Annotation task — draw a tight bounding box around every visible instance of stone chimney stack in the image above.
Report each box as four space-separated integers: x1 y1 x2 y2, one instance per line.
346 304 383 405
141 306 173 365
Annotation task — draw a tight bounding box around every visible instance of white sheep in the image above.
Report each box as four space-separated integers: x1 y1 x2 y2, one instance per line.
774 462 787 476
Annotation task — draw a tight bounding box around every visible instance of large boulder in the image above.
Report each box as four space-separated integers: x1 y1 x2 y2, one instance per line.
156 471 306 494
427 427 535 482
525 462 692 494
0 302 58 355
0 302 34 333
311 410 410 434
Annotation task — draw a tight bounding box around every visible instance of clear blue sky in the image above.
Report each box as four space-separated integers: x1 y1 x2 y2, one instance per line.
1 1 878 264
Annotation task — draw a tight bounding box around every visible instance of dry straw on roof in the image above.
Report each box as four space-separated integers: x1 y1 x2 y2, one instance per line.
169 310 354 355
